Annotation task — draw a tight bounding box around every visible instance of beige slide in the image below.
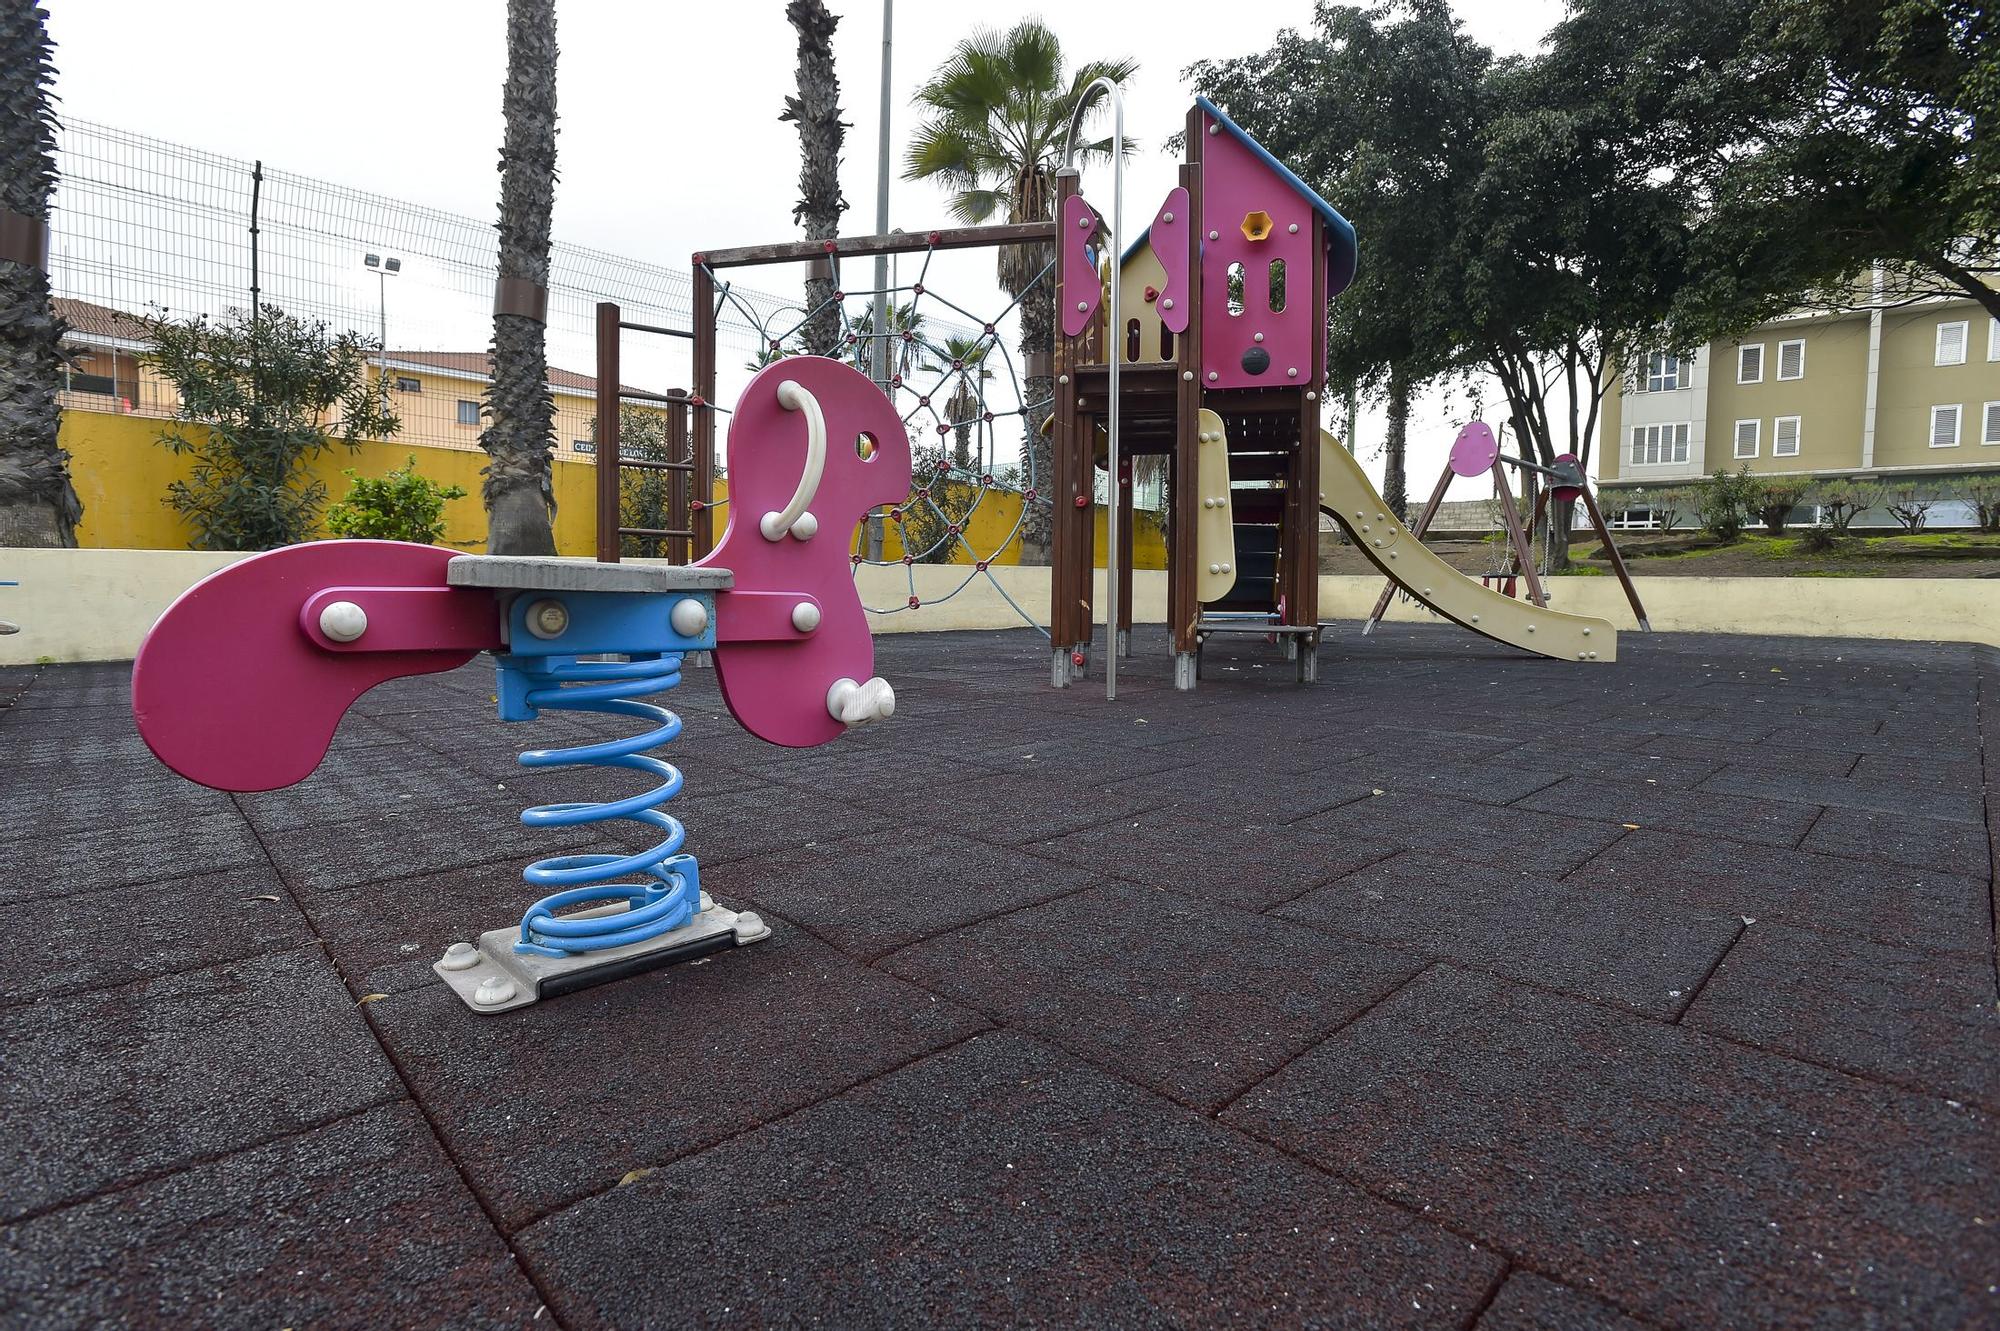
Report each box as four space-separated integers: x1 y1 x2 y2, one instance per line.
1317 429 1617 663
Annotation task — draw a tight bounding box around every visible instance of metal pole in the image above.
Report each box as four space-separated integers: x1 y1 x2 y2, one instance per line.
871 0 892 390
1061 78 1125 701
377 271 388 412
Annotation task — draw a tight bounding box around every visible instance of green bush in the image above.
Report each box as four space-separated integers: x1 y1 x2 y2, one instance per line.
325 456 467 545
1746 475 1812 536
1696 467 1755 542
1798 524 1839 554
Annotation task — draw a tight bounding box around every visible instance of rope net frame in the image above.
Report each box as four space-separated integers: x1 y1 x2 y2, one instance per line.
699 241 1056 633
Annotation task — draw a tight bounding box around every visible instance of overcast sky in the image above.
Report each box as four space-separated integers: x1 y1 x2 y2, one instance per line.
46 0 1567 499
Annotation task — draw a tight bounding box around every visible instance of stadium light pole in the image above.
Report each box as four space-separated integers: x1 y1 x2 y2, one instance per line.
363 252 402 409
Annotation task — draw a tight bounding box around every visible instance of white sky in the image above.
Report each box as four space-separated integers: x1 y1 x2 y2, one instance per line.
45 0 1568 500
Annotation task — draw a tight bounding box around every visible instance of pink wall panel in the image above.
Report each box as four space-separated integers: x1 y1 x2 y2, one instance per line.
1198 112 1317 391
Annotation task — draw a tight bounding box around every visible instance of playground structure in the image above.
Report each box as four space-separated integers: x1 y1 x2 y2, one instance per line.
130 357 907 1012
1049 98 1645 689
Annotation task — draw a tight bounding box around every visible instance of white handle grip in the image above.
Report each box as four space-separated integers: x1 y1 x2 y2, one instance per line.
761 379 826 542
827 676 896 727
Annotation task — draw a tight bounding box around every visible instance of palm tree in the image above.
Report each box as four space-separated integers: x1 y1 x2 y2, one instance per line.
780 0 848 354
845 300 932 379
481 0 560 555
936 334 992 470
0 2 81 547
904 21 1135 559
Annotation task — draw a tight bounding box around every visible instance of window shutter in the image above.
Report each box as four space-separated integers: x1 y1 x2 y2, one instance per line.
1931 405 1960 447
1989 318 1999 362
1739 344 1762 382
1937 322 1967 365
1778 341 1804 380
1985 402 2000 445
1673 423 1689 462
1734 420 1758 458
1774 417 1800 456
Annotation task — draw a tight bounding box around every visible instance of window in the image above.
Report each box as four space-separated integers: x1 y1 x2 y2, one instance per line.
1931 404 1962 448
1989 317 1999 362
456 399 480 426
1737 343 1764 383
1984 402 2000 446
1777 338 1805 380
1733 419 1760 459
1630 422 1690 466
1641 351 1681 393
394 375 421 393
1773 415 1801 457
1936 320 1968 366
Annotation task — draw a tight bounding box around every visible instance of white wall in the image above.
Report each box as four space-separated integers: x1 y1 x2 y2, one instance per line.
8 549 2000 666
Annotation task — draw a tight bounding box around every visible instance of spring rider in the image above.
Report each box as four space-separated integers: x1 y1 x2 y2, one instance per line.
131 357 909 1013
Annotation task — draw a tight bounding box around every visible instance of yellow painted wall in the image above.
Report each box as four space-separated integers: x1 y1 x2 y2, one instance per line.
1874 305 2000 469
63 407 600 555
862 486 1167 570
1708 317 1871 474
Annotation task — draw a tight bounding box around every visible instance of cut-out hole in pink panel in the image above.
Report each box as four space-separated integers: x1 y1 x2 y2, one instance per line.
855 431 878 461
1269 259 1287 312
1226 263 1245 316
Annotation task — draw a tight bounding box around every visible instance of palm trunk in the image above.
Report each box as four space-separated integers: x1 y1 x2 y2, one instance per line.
1382 365 1410 521
782 0 847 355
1016 254 1055 561
0 2 81 547
482 0 559 556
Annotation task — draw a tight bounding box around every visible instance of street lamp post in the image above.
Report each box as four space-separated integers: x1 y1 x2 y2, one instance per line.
363 252 402 409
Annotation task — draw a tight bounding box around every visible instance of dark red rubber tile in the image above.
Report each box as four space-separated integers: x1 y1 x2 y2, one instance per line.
1225 968 2000 1330
1475 1272 1656 1330
0 809 268 906
0 948 400 1221
882 882 1422 1111
1516 776 1821 849
254 806 609 897
1609 732 1861 778
1799 805 1992 878
1023 810 1388 910
848 766 1176 842
0 1102 539 1330
368 929 987 1229
0 865 313 1005
1276 852 1741 1018
1577 829 1990 956
1298 791 1626 875
299 860 549 998
516 1033 1505 1329
1698 767 1985 825
1682 923 2000 1111
709 830 1094 960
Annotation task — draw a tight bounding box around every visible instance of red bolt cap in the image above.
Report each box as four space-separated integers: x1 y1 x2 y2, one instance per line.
1071 651 1086 667
909 595 922 608
1074 495 1088 508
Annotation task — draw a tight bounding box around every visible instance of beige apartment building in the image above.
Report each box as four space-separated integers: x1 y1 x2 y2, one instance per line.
1600 290 2000 524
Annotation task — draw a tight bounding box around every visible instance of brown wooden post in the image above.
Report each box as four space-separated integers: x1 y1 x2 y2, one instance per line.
1049 169 1087 685
1577 483 1651 629
1116 453 1135 655
691 261 718 558
1365 460 1454 628
666 391 691 564
1495 468 1547 607
1168 127 1205 688
594 302 622 563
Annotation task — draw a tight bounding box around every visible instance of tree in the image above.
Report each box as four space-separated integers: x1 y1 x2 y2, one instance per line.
611 402 682 559
1190 1 1489 526
1747 475 1813 534
905 21 1136 559
483 0 560 555
147 305 398 551
781 0 848 353
325 456 467 545
935 334 993 469
1696 467 1755 542
845 300 932 380
1961 477 2000 532
1688 1 2000 327
1883 480 1934 531
0 2 81 546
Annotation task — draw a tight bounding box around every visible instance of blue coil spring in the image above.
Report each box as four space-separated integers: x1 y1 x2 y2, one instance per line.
510 652 701 958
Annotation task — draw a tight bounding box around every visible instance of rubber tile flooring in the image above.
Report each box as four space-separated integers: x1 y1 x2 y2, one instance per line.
1 623 1995 1329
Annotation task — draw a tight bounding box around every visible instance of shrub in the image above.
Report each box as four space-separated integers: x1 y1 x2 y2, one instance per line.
1812 478 1887 532
325 456 467 545
1746 475 1812 536
148 304 399 550
1882 481 1935 532
1798 524 1839 554
1965 477 2000 533
1696 467 1755 542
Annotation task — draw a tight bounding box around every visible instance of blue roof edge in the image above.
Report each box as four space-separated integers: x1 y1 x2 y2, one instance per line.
1116 99 1359 296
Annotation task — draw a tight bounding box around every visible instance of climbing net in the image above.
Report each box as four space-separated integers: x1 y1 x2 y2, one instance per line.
701 241 1056 631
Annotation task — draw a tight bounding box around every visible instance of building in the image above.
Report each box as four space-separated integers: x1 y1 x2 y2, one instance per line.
1600 285 2000 523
